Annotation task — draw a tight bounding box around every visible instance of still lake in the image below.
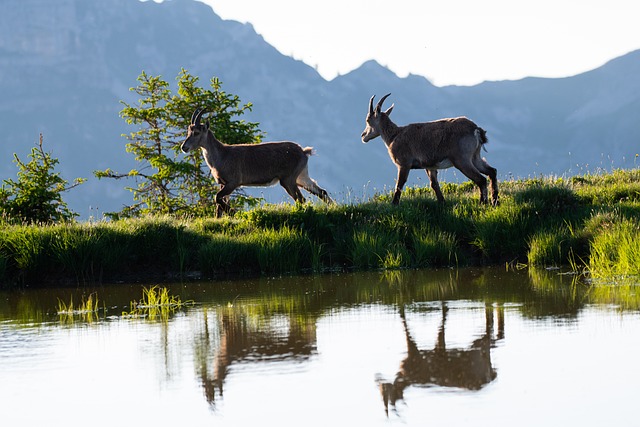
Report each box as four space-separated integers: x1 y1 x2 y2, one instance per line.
1 267 638 426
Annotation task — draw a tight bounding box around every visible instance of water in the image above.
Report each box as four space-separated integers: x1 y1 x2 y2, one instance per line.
1 268 639 426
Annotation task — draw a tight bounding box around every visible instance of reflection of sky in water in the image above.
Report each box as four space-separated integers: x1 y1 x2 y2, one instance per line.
0 269 639 426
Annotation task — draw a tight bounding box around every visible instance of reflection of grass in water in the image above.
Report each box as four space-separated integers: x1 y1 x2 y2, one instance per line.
528 265 640 311
126 286 194 321
57 293 100 324
586 278 640 311
528 267 584 304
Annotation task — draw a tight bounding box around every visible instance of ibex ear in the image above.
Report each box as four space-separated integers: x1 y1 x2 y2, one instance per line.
384 104 394 116
205 119 210 130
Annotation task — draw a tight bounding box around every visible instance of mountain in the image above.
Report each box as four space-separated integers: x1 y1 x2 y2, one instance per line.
1 0 639 218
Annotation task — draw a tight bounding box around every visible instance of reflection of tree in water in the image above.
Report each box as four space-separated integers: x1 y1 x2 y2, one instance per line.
378 302 504 416
194 305 317 408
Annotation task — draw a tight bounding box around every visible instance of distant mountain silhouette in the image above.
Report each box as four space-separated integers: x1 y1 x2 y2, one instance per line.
1 0 639 217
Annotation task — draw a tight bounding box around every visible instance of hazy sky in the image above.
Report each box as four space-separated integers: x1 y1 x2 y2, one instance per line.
198 0 640 86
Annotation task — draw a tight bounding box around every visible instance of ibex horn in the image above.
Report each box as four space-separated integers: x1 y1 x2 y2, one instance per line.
194 109 206 126
375 93 391 113
190 108 200 125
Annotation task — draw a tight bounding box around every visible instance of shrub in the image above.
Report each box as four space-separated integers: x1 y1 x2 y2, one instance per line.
0 134 84 224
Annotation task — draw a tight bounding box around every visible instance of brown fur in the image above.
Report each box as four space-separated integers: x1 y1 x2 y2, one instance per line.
361 94 499 205
182 109 333 216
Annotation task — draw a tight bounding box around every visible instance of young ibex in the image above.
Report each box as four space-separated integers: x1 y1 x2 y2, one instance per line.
361 94 499 205
181 108 333 216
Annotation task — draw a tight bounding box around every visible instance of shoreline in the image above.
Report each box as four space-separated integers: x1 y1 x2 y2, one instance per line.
2 169 639 289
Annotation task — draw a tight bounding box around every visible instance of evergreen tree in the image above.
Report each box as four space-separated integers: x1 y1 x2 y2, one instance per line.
0 134 85 224
95 69 262 219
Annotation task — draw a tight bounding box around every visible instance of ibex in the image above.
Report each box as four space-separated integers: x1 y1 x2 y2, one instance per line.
181 108 334 216
361 94 499 205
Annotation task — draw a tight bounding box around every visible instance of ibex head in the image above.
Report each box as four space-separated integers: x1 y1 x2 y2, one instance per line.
181 108 209 153
361 93 394 143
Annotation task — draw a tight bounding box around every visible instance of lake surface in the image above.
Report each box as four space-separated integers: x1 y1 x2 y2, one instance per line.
1 267 639 426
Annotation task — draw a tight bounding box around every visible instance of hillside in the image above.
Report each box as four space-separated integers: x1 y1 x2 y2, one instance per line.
1 0 639 217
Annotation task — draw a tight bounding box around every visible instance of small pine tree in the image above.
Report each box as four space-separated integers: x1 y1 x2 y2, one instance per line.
0 134 85 224
95 69 263 219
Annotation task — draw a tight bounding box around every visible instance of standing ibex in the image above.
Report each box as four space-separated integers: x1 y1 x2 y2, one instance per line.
361 94 499 205
181 108 333 216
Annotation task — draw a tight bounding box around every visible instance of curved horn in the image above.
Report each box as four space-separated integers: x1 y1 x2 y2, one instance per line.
375 93 391 113
368 95 375 115
194 109 206 126
190 108 200 125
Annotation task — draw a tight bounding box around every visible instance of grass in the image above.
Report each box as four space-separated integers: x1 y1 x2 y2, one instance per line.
1 168 640 288
55 286 195 323
411 227 460 267
126 285 194 321
57 293 101 323
587 216 640 280
527 223 579 268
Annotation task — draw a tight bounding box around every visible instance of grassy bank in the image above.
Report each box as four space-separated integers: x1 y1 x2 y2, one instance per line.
1 169 639 288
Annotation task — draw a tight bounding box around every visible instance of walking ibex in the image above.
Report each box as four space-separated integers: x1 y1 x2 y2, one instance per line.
182 108 333 216
361 94 499 205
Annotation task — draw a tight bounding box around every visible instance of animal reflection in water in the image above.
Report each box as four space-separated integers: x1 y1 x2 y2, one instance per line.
379 302 504 415
196 309 317 408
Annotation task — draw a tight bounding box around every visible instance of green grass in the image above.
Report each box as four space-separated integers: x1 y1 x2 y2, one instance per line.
411 226 461 267
587 216 640 279
1 169 640 288
57 292 101 324
527 223 582 268
125 285 194 321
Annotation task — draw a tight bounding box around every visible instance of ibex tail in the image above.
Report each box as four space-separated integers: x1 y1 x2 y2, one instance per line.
475 128 488 151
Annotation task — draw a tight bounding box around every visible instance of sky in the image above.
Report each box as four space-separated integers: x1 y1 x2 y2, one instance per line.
197 0 640 86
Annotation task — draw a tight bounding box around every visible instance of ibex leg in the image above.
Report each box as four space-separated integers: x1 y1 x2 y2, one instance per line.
392 166 410 205
297 167 334 204
453 160 488 204
215 185 235 217
281 179 306 204
426 169 445 202
473 157 499 206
